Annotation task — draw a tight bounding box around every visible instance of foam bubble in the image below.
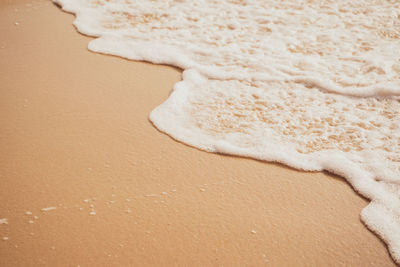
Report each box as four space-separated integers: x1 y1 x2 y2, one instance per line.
55 0 400 262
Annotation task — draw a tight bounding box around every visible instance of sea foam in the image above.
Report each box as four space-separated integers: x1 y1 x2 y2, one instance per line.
54 0 400 263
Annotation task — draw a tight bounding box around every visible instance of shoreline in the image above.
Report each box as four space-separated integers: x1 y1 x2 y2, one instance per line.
0 0 395 266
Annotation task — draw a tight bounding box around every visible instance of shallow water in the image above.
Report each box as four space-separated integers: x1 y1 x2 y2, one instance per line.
55 0 400 263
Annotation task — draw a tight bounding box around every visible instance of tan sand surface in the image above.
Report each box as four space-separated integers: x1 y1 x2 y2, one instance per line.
0 0 395 266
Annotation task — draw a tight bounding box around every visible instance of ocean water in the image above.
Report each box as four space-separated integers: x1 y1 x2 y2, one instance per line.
55 0 400 262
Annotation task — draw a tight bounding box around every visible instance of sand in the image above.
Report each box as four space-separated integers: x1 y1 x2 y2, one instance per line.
0 0 395 266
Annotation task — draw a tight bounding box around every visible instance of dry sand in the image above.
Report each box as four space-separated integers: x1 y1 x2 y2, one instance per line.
0 0 395 266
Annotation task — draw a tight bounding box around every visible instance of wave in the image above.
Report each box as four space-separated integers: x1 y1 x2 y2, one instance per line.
55 0 400 263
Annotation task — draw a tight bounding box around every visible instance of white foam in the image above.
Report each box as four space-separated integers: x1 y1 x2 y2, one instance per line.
41 207 57 212
55 0 400 263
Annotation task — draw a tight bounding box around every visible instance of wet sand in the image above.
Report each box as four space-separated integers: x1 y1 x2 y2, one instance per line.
0 0 395 266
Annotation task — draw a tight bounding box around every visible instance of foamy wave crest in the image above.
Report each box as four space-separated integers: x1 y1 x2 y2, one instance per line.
55 0 400 262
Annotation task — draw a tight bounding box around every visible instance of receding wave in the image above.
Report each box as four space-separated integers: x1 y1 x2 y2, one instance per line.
54 0 400 263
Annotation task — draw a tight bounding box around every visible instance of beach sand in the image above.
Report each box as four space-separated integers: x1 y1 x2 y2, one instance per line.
0 0 395 266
